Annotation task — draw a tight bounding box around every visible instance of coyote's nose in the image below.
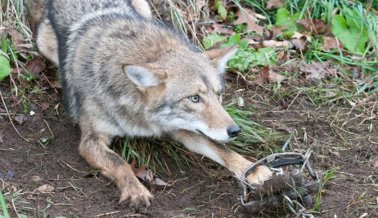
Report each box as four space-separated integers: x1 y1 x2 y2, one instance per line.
227 125 241 138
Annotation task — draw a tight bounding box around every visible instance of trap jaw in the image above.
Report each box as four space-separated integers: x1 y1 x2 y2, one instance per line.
240 152 320 217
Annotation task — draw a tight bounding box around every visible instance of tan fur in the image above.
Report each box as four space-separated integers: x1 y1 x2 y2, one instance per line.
36 20 59 65
30 0 273 207
171 130 272 185
131 0 152 18
78 114 153 205
27 0 46 30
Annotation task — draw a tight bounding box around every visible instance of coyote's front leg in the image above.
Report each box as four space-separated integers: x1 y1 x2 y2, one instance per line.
171 130 272 185
78 116 153 206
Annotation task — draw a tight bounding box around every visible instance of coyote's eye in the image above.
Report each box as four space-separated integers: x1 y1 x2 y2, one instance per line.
188 95 201 103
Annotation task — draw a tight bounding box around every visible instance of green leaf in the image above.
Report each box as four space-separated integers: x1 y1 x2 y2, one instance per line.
222 34 241 48
228 47 277 71
1 38 8 53
0 55 11 81
202 34 227 49
275 8 300 37
215 0 227 20
332 11 368 54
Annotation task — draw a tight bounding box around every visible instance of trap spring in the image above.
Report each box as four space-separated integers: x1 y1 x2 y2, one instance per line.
239 151 320 217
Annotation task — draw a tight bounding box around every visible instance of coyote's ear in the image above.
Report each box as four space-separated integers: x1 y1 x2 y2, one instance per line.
123 65 164 87
204 47 238 74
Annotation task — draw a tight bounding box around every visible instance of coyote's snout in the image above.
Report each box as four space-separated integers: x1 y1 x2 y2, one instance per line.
30 0 272 207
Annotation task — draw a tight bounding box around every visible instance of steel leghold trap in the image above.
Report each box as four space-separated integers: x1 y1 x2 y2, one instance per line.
239 151 321 217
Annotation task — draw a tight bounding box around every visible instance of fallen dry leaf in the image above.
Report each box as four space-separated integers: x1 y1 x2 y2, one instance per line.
250 39 291 48
291 38 308 52
26 56 46 75
269 71 286 83
31 175 44 183
41 102 50 111
255 66 285 84
297 19 327 34
255 66 270 85
323 36 342 51
209 23 234 35
277 50 285 60
7 28 24 49
292 31 312 41
266 0 285 10
13 114 27 125
152 178 169 186
130 160 169 186
35 184 54 193
299 61 336 82
270 26 286 38
131 163 154 182
234 8 264 34
274 123 294 133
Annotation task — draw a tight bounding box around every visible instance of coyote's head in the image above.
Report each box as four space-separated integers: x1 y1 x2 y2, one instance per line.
123 47 240 142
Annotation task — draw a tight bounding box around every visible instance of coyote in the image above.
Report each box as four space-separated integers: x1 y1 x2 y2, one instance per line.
29 0 272 206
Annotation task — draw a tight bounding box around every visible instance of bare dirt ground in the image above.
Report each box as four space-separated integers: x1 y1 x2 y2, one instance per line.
0 77 377 217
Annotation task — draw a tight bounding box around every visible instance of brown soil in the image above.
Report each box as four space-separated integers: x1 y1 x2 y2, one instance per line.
0 79 377 217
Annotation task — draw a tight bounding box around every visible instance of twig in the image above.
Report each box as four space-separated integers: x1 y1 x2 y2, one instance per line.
57 159 88 174
95 211 120 217
11 198 20 218
42 119 55 138
0 91 29 142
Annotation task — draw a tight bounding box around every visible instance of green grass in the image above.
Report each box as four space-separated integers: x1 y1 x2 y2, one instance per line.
311 167 337 213
112 136 191 172
0 189 10 218
226 105 287 157
0 188 32 218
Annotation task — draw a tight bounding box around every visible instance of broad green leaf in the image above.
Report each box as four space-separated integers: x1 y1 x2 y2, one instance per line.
215 0 227 20
202 34 227 49
0 55 11 81
332 12 368 54
275 8 300 37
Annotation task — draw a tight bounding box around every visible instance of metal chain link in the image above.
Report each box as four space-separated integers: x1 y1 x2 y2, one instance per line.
283 149 316 218
284 195 314 218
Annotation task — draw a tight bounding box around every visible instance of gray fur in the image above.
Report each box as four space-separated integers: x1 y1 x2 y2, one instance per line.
29 0 272 206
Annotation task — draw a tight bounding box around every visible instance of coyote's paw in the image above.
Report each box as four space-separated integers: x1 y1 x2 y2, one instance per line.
246 165 273 185
119 181 153 206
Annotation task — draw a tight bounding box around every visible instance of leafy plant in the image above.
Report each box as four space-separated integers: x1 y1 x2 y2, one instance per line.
275 8 300 37
202 34 227 49
215 0 228 20
332 7 369 54
229 46 278 71
0 55 11 81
